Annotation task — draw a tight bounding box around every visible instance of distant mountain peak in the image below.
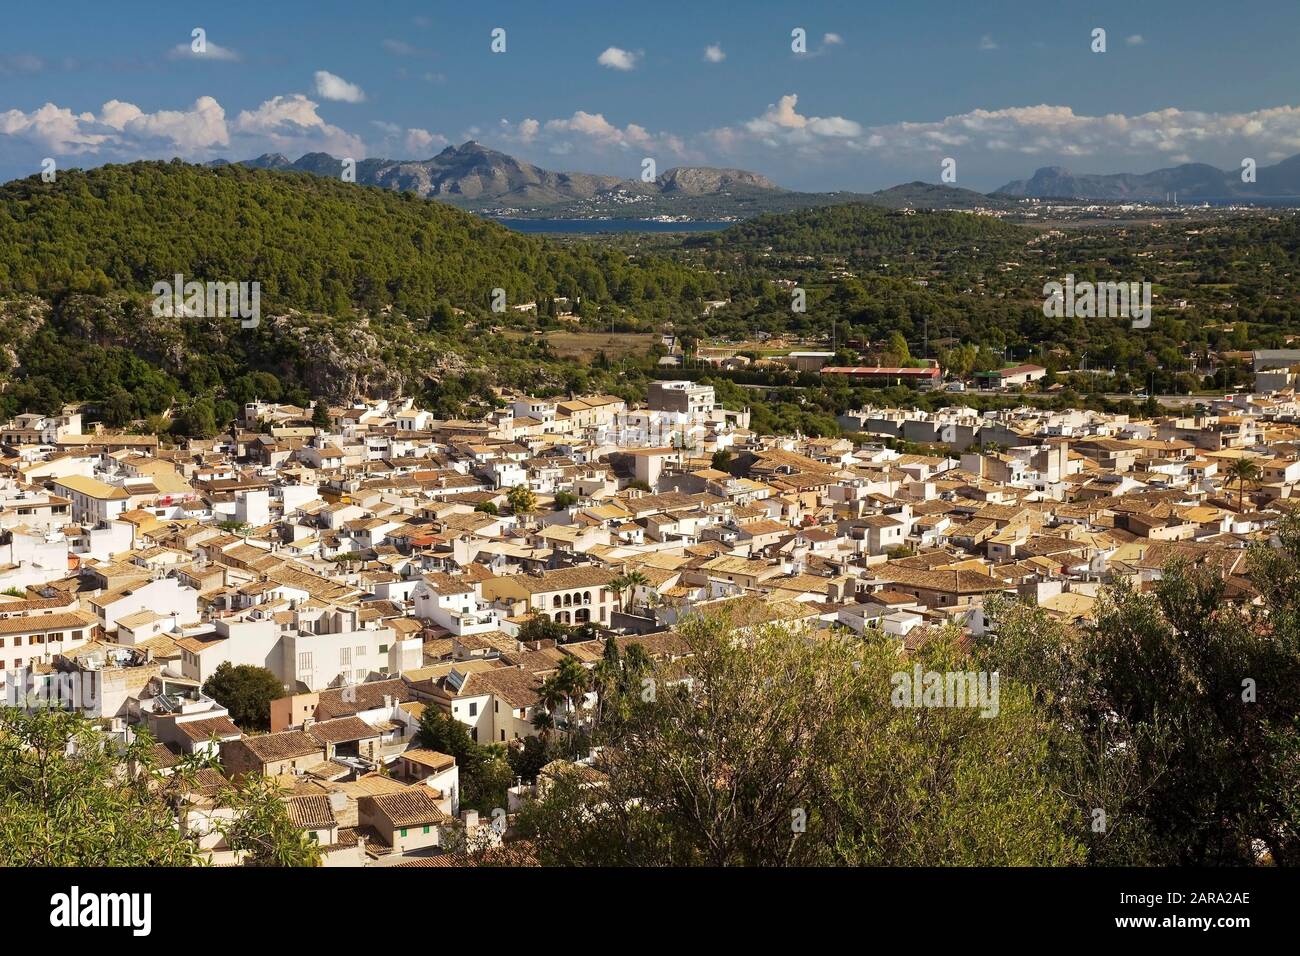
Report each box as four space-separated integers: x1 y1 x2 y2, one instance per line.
222 143 797 212
656 166 781 194
995 153 1300 200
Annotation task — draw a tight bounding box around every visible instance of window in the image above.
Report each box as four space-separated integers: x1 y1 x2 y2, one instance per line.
355 645 365 657
500 730 505 741
297 651 313 673
471 727 477 743
468 702 477 717
379 644 388 654
422 825 430 834
400 828 408 838
339 647 351 667
494 701 498 713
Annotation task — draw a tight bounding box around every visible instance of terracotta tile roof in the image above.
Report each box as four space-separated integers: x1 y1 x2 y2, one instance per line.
307 716 382 745
364 786 455 828
315 678 414 719
285 794 337 830
237 730 323 764
176 715 242 741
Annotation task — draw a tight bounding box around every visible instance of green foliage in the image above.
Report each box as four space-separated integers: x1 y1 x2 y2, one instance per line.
687 202 1029 259
0 708 199 866
173 396 219 438
506 484 537 515
979 514 1300 865
516 612 1083 866
0 707 318 867
311 399 331 429
213 773 321 867
416 708 510 813
0 161 716 318
516 613 569 645
507 735 554 784
202 662 285 732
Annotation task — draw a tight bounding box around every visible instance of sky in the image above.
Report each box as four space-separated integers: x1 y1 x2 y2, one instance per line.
4 0 1300 191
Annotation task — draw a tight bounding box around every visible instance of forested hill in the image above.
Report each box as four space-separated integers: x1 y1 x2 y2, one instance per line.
685 202 1030 258
0 160 716 316
0 160 726 429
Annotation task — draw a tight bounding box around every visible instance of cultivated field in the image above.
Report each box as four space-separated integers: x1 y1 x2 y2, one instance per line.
503 330 660 362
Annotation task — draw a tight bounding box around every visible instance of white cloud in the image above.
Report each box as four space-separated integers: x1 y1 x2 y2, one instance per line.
167 41 240 62
979 35 999 51
597 47 640 71
313 70 366 103
0 92 375 166
714 100 1300 167
234 94 366 156
0 103 111 154
99 96 228 151
0 97 228 156
404 127 447 154
1126 34 1146 46
704 44 725 63
738 94 862 144
823 33 843 46
498 110 685 158
862 103 1300 159
383 39 417 56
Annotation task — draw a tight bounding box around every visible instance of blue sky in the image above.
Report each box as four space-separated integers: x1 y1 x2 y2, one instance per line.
3 0 1300 191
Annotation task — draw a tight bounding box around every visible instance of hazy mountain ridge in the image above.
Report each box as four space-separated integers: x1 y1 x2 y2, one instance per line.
996 154 1300 201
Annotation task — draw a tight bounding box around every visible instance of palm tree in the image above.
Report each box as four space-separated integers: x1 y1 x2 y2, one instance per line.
529 706 555 743
608 574 630 613
622 570 649 612
555 656 591 736
592 639 622 729
533 675 565 745
1226 457 1261 512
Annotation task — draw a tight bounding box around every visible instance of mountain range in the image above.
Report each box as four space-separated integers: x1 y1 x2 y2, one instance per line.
212 141 1300 216
214 142 1007 219
995 154 1300 201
